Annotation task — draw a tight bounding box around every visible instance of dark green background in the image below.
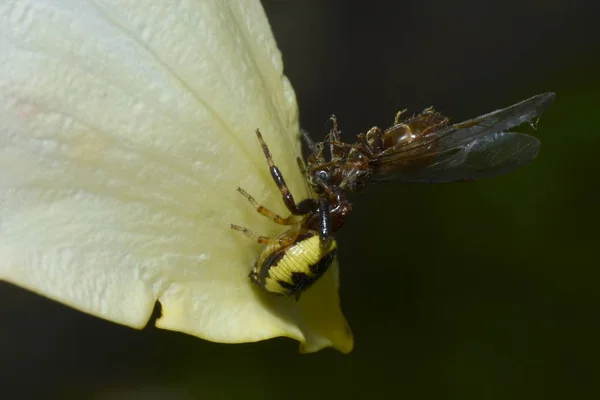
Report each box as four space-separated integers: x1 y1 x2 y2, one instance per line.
1 1 598 398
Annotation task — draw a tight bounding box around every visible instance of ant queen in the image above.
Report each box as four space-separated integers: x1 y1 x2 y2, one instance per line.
232 93 555 299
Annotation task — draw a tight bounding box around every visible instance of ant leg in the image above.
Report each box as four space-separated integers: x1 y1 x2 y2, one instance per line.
329 115 340 142
230 224 296 246
355 133 375 157
300 129 319 156
328 115 347 161
328 141 358 151
302 128 328 164
365 126 384 154
236 187 297 225
255 129 304 215
393 109 408 125
296 157 307 176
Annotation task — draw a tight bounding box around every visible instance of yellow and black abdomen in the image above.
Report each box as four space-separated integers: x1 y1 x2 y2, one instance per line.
250 231 337 299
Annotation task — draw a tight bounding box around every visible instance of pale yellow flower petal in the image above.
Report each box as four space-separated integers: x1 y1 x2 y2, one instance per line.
0 0 352 353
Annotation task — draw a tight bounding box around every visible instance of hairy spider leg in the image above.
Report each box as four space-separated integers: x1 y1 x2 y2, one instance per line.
296 157 307 176
317 197 333 249
236 187 297 225
234 129 337 249
230 224 296 246
255 129 316 216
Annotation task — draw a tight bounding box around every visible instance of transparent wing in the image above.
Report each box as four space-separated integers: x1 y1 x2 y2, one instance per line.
371 131 540 183
371 93 555 182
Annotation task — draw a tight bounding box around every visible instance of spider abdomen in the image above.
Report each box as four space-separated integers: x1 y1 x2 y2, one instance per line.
250 231 337 299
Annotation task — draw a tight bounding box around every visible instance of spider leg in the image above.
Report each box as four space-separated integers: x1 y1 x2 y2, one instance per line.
317 197 333 249
255 129 306 216
236 187 298 225
296 157 307 176
230 224 296 246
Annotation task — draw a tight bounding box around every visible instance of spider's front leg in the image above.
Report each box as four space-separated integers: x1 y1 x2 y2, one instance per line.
230 224 297 247
316 197 334 250
252 129 333 250
255 129 317 216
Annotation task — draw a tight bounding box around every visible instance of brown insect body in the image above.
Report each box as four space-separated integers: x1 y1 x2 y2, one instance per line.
234 93 555 298
301 92 555 237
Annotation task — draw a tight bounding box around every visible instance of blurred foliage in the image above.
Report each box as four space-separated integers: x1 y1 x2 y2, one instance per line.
1 1 599 399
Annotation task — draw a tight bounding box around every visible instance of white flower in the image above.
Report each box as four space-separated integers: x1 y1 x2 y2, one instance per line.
0 0 353 353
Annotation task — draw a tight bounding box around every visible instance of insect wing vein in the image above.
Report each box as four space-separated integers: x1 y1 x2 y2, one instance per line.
370 93 554 183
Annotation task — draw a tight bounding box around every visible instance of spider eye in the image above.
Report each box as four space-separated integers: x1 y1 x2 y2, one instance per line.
316 170 330 182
